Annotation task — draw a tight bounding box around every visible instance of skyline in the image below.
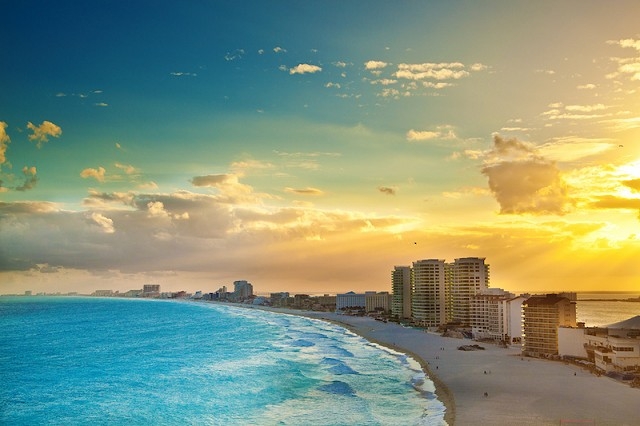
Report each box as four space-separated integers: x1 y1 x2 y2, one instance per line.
2 1 640 295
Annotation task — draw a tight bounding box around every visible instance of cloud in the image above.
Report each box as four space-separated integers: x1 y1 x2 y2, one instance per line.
34 263 61 273
80 166 106 182
114 162 137 175
230 159 274 172
15 166 38 191
622 179 640 192
577 83 596 90
94 102 108 107
395 62 469 81
378 186 396 195
541 102 612 121
481 134 572 215
83 190 136 208
590 195 640 211
364 60 388 70
224 49 244 61
537 137 614 162
26 121 62 148
273 46 287 53
289 64 322 75
170 71 198 77
190 173 259 204
406 129 440 141
284 187 324 196
606 38 640 81
191 174 236 187
89 212 115 234
0 122 10 164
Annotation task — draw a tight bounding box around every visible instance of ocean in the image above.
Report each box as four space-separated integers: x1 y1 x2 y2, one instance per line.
576 292 640 327
0 297 446 426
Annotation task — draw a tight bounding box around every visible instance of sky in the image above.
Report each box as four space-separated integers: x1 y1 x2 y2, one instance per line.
2 1 640 295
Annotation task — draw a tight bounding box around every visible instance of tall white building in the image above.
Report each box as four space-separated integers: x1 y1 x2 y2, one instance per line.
411 259 447 327
450 257 489 326
471 288 517 342
391 266 412 320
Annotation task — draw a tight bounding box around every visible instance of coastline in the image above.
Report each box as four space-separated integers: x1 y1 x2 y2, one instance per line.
254 306 639 426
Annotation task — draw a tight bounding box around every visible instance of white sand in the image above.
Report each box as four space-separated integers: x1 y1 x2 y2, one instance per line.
276 310 639 426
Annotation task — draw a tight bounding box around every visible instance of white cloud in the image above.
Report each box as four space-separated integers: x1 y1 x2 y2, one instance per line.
364 60 388 70
89 212 115 234
80 166 106 182
273 46 287 53
289 64 322 75
26 121 62 148
284 187 324 196
170 71 197 77
114 163 137 175
577 83 596 90
0 121 10 164
406 129 440 141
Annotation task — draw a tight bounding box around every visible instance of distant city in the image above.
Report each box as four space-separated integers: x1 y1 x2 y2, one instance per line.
7 256 640 381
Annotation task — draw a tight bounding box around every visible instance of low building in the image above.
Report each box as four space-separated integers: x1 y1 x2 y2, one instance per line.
312 294 336 311
471 288 520 342
336 291 365 312
584 316 640 373
270 292 290 307
336 291 391 313
558 326 588 359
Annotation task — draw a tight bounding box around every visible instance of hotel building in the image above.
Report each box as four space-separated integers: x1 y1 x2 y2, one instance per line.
337 291 392 313
233 280 253 301
411 259 447 327
522 293 576 357
391 266 412 320
584 316 640 373
450 257 489 326
471 288 516 341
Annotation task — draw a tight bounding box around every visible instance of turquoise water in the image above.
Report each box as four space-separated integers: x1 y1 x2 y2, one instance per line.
0 297 446 425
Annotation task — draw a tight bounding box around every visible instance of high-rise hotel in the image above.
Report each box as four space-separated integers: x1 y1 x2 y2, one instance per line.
392 257 489 328
450 257 490 326
411 259 447 327
391 266 412 320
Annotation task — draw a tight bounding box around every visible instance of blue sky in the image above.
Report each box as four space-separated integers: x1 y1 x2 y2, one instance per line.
2 1 640 294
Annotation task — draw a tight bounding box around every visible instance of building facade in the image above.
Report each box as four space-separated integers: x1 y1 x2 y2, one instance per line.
411 259 447 327
337 291 392 313
470 288 514 341
584 316 640 373
522 294 577 357
391 266 412 320
233 280 253 301
450 257 489 326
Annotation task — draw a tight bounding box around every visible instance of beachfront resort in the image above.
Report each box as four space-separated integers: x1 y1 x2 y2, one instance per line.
79 257 640 382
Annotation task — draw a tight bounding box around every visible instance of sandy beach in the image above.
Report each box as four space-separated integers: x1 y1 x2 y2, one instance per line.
265 308 639 426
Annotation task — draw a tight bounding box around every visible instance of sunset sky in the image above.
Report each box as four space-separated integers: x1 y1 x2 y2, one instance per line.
2 1 640 295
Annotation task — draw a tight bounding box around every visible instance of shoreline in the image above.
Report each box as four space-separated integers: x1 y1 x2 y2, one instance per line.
252 306 639 426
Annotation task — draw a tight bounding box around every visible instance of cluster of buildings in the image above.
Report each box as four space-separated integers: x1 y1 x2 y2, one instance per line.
388 257 640 375
85 257 639 376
